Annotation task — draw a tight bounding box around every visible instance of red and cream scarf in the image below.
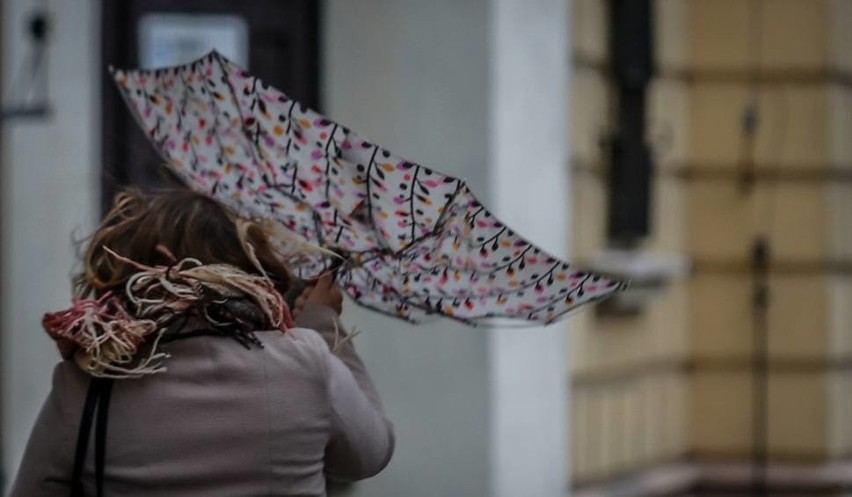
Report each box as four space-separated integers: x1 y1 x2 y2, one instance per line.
43 250 295 379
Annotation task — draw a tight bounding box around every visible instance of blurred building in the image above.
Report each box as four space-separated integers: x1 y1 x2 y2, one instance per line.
569 0 852 495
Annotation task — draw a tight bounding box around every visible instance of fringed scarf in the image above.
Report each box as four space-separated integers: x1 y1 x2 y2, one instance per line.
43 250 295 379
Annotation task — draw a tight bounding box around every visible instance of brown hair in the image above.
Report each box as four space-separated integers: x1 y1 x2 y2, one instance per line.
75 189 292 298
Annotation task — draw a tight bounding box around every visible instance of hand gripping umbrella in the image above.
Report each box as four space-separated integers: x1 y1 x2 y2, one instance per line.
111 51 627 325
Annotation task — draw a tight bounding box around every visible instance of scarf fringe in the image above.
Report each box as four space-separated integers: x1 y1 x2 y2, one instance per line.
44 249 295 378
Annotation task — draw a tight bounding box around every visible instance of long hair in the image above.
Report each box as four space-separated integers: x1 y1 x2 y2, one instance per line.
75 189 292 299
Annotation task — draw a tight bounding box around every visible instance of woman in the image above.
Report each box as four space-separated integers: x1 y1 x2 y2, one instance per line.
10 190 394 497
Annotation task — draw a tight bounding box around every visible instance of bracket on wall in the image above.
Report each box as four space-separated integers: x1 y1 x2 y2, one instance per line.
0 12 52 122
588 250 690 316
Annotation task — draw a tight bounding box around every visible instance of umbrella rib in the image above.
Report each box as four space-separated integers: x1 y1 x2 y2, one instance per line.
283 100 297 160
210 53 267 178
429 180 467 232
174 74 202 173
409 165 419 242
364 178 460 255
364 146 379 225
324 124 339 200
197 67 241 196
110 70 190 189
536 274 627 324
394 273 612 325
186 128 201 171
534 273 592 314
503 274 591 323
478 226 507 250
488 245 533 273
467 206 486 227
406 260 565 296
359 252 579 304
177 71 190 133
372 180 465 261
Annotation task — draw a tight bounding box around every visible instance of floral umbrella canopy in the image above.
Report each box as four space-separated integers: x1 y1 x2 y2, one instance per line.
111 50 627 325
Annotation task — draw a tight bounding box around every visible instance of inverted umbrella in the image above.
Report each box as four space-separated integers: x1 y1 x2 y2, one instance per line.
111 50 626 325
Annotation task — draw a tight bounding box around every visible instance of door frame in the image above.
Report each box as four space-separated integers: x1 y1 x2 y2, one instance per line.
100 0 322 213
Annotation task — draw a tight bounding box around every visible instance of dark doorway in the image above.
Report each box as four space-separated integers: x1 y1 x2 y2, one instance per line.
100 0 321 213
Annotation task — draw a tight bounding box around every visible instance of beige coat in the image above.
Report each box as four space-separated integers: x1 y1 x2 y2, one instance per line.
10 305 394 497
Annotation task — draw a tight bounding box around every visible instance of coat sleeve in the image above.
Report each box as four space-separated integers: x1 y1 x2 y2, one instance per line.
294 305 395 481
9 363 75 497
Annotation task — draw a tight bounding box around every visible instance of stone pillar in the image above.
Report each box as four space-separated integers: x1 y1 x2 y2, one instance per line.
1 0 100 490
489 0 570 495
325 0 571 496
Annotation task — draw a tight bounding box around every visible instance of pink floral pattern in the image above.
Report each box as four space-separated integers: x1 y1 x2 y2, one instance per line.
112 51 626 325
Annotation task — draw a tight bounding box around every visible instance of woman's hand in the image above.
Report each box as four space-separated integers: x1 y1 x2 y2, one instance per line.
293 273 343 317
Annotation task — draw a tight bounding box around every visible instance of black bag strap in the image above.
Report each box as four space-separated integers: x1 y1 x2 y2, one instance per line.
70 379 99 497
94 379 113 497
70 377 113 497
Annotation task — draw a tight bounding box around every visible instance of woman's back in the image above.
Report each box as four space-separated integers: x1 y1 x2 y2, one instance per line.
11 306 394 497
10 190 394 496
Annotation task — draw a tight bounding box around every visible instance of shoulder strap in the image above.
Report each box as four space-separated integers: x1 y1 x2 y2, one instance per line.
70 377 113 497
94 379 113 497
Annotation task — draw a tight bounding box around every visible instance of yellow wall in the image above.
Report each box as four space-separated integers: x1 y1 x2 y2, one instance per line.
570 0 852 486
687 0 852 462
570 0 692 484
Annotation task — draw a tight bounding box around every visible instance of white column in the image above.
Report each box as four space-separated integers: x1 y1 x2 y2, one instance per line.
326 0 572 496
324 1 493 496
1 0 100 489
488 0 571 496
